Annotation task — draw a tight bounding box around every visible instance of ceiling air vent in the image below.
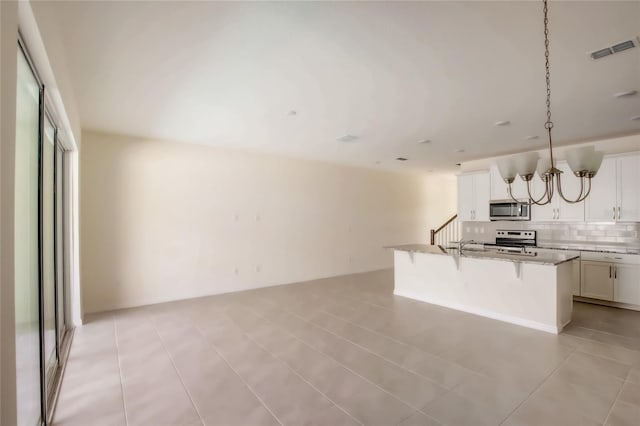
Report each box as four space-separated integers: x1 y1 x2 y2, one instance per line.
612 40 636 53
590 47 613 60
590 37 639 60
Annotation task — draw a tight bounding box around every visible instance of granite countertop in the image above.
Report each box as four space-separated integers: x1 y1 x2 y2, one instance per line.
533 241 640 255
471 241 639 255
386 244 580 266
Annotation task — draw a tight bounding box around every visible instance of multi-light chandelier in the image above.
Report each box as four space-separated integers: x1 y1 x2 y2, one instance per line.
496 0 604 205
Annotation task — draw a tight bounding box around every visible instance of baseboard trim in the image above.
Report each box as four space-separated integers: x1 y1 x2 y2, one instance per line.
574 296 640 312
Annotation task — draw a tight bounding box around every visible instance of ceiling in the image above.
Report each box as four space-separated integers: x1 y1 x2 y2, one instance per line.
42 1 640 173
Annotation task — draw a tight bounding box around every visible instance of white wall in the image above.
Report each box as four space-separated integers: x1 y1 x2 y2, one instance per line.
22 0 81 149
81 131 456 313
0 2 18 424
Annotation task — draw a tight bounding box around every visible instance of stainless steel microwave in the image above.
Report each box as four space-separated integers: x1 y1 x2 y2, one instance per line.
489 200 531 221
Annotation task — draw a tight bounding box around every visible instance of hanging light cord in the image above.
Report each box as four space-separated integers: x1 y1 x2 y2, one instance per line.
505 0 595 206
543 0 555 169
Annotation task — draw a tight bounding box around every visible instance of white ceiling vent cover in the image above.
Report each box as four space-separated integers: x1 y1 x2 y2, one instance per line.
590 37 639 60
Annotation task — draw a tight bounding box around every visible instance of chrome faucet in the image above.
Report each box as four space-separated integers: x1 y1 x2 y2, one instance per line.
457 240 475 253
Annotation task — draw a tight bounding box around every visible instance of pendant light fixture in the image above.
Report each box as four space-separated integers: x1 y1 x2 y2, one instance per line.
496 0 604 205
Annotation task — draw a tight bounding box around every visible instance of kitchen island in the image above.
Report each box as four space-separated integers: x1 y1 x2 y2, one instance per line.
388 244 580 334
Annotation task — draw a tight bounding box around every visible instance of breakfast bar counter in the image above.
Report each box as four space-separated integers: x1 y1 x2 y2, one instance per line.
387 244 579 334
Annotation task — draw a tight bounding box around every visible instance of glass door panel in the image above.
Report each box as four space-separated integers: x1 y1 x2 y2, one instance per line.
55 144 66 344
42 116 58 391
15 46 43 426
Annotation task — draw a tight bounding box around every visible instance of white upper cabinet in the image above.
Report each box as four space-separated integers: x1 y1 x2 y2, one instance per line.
586 157 617 221
474 172 491 221
490 165 527 201
530 175 555 221
458 171 490 222
527 161 585 222
586 153 640 222
618 154 640 221
555 161 586 222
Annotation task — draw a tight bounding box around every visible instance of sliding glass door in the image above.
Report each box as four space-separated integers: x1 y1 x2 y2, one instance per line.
42 115 58 394
15 37 43 426
56 143 67 350
15 38 71 426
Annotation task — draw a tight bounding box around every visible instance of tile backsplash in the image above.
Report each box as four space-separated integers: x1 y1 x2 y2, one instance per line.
461 221 640 248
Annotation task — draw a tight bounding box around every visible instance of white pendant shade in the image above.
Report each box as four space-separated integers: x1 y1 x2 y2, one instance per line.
565 146 595 173
497 157 517 181
565 145 605 174
536 156 552 178
513 152 540 178
586 151 604 175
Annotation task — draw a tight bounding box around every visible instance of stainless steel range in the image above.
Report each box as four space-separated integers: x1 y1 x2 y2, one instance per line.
486 230 537 253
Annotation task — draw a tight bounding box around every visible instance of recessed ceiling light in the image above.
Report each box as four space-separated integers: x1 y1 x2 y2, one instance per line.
525 135 540 140
494 120 511 126
632 115 640 121
614 90 638 98
418 139 431 144
396 157 408 161
455 149 465 153
287 110 297 116
336 134 358 142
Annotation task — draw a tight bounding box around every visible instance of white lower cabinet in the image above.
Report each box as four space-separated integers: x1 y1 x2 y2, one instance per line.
580 261 614 300
614 264 640 305
579 252 640 306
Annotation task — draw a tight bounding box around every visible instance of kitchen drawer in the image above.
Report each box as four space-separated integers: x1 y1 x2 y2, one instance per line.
530 248 580 257
580 252 640 265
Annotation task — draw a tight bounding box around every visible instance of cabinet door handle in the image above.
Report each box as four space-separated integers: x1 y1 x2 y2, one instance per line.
613 207 616 220
614 266 617 279
617 206 621 220
609 265 612 278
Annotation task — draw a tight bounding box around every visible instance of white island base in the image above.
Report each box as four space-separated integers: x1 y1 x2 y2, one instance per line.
392 247 577 334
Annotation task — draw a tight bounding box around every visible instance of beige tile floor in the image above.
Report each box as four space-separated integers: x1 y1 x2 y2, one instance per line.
54 269 640 426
